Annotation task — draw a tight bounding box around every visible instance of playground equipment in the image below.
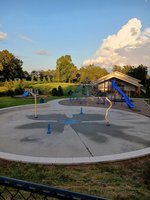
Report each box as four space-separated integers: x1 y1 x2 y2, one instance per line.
22 89 39 97
22 91 29 97
69 84 113 124
111 80 134 109
70 84 91 103
34 94 38 118
22 89 39 118
105 97 112 125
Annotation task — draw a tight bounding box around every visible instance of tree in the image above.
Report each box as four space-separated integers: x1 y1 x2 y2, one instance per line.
23 70 31 81
79 65 108 83
51 88 58 96
56 55 78 82
127 64 148 86
122 65 134 74
0 49 24 80
57 85 63 96
112 65 123 72
42 77 47 83
145 78 150 97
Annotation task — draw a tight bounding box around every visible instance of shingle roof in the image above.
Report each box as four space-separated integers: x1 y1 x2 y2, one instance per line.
94 71 143 87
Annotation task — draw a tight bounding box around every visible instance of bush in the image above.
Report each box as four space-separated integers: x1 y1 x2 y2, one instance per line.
51 88 58 96
0 91 7 97
6 90 15 97
57 85 63 96
15 88 24 95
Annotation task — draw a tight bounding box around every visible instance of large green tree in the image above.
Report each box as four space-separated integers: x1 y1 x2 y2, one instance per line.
127 64 148 86
56 55 78 82
79 65 108 83
112 65 123 72
112 64 148 87
112 65 134 74
0 49 24 80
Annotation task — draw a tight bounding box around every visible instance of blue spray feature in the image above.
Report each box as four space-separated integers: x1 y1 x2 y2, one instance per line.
80 107 83 114
47 122 51 134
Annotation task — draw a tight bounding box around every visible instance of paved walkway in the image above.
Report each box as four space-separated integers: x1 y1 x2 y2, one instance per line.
0 99 149 164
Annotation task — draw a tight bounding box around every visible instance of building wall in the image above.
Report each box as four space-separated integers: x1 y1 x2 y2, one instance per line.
98 79 137 93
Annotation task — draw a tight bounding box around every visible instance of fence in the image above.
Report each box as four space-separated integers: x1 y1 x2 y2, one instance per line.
0 176 108 200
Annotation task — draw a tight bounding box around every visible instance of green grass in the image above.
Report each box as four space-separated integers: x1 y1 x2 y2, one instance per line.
32 82 77 95
0 81 78 97
0 96 62 109
0 156 149 200
0 97 35 108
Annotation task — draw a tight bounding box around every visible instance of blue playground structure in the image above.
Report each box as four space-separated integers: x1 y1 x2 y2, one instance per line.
22 91 29 97
111 80 134 109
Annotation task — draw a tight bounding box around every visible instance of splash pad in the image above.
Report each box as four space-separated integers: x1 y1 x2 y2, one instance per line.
0 99 150 164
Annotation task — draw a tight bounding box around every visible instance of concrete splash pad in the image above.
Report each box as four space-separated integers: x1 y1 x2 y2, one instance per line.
0 99 150 164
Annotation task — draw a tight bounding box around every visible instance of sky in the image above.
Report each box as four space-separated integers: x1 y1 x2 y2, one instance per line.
0 0 150 73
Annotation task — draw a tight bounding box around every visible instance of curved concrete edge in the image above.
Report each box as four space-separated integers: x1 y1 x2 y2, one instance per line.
0 148 149 165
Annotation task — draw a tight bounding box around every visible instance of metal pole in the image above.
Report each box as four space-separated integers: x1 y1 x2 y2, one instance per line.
34 94 38 118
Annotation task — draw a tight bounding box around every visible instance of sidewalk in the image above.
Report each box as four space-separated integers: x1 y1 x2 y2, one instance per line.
132 98 150 117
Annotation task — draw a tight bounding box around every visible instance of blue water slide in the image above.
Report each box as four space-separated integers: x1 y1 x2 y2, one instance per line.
111 80 134 109
22 91 29 97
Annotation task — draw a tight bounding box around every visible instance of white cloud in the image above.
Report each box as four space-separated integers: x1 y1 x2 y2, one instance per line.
83 18 150 71
35 50 50 56
0 32 7 41
19 34 32 42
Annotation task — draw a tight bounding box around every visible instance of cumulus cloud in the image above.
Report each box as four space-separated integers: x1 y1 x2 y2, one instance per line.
19 34 32 42
35 50 50 56
83 18 150 70
0 32 7 41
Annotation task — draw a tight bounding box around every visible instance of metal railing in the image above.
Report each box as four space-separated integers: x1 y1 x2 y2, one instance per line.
0 176 108 200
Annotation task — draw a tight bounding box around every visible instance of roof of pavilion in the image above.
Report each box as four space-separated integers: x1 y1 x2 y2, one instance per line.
94 71 143 87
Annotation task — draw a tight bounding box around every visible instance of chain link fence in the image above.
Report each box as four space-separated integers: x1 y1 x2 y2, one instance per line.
0 176 108 200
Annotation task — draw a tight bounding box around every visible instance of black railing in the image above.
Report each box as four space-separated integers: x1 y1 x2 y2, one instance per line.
0 176 108 200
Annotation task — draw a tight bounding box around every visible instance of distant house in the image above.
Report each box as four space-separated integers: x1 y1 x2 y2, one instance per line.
94 71 143 97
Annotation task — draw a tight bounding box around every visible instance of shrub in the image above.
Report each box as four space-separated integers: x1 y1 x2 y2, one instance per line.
0 91 7 97
57 85 63 96
51 88 58 96
15 88 24 95
6 90 15 97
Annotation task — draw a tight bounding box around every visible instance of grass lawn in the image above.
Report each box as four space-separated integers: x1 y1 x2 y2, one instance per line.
0 96 62 109
0 96 150 199
0 156 149 200
0 97 35 109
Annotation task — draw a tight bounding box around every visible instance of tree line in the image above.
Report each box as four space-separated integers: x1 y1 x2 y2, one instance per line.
0 49 149 95
0 50 108 83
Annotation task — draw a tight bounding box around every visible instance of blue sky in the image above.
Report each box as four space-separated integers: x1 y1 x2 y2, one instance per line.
0 0 150 72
